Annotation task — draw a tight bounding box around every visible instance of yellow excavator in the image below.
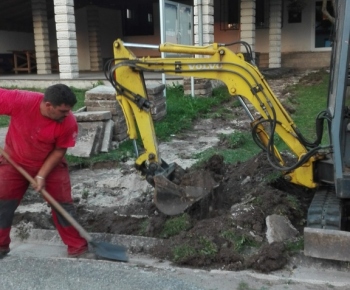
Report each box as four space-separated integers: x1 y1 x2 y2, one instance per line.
105 1 350 262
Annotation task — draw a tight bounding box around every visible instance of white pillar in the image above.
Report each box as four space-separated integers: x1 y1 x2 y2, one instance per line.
269 0 282 68
54 0 79 79
194 0 214 46
31 0 52 74
240 0 256 58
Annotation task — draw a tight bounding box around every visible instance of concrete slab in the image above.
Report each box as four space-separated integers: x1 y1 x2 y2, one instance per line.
304 227 350 261
85 85 116 100
101 119 114 152
74 111 111 122
67 122 105 157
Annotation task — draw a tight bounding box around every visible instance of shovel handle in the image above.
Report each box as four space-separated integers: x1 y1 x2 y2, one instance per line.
0 146 93 243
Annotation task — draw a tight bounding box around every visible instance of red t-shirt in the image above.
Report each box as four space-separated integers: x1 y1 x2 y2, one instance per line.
0 88 78 168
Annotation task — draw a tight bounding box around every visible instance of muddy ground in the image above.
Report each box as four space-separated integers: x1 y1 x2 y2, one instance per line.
12 69 325 273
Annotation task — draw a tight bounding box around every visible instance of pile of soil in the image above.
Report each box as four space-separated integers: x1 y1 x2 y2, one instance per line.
144 152 314 273
61 150 313 273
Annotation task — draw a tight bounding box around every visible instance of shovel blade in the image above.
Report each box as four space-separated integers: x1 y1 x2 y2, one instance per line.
153 174 210 215
90 241 128 262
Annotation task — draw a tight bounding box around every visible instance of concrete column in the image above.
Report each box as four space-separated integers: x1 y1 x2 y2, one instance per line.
194 0 214 46
54 0 79 79
31 0 51 74
87 6 102 71
240 0 256 57
269 0 282 68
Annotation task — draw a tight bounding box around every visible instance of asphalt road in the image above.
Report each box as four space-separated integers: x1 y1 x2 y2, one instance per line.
2 229 350 290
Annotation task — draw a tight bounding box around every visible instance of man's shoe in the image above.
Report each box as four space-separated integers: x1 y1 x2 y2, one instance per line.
0 248 10 259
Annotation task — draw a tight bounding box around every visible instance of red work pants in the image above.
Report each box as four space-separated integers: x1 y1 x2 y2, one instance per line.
0 156 88 255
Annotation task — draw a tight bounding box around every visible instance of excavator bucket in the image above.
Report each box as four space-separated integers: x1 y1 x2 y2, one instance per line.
153 169 217 216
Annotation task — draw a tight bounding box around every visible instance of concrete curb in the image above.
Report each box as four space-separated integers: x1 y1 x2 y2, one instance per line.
11 228 163 253
8 228 350 289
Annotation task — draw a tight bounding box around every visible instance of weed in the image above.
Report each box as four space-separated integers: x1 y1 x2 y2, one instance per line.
93 80 105 87
221 230 258 252
232 97 243 107
160 214 192 238
252 195 263 206
285 238 304 252
219 132 249 149
82 189 89 199
264 171 282 184
198 237 218 256
237 282 250 290
139 219 150 236
286 194 300 210
173 244 196 262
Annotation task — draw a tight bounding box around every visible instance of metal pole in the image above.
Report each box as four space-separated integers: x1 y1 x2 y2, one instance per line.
191 0 203 98
123 43 159 49
159 0 166 96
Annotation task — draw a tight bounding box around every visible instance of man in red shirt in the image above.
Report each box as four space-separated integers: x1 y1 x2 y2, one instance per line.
0 84 88 258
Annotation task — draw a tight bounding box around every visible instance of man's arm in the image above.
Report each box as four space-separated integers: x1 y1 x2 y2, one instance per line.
33 147 67 191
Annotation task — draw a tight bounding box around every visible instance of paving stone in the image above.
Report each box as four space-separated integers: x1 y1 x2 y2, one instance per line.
101 119 115 153
74 111 111 122
85 85 116 101
67 121 105 157
146 83 165 95
304 227 350 261
266 214 299 243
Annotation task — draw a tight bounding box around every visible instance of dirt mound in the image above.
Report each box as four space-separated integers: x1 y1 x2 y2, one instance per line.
142 152 313 272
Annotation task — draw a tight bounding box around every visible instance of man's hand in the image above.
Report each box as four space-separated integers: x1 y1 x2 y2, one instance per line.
34 175 45 192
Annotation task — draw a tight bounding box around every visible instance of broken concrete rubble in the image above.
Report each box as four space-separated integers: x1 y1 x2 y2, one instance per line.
266 214 299 243
68 113 108 157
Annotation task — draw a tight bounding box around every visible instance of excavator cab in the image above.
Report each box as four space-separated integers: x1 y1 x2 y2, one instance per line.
303 0 350 261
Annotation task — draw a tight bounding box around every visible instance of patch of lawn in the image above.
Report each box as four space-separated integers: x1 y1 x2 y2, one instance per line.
160 214 192 238
154 85 230 141
290 71 329 143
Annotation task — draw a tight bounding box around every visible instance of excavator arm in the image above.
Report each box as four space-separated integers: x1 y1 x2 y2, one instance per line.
106 39 325 194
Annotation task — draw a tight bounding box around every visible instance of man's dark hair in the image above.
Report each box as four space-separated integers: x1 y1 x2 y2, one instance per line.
43 84 77 107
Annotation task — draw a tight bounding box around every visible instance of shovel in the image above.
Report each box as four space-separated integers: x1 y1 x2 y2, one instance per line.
0 146 128 262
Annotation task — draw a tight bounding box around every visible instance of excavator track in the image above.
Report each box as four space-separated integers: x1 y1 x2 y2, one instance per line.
304 189 350 261
307 188 342 230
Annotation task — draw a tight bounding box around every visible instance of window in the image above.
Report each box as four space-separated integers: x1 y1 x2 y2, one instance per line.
219 0 240 30
256 0 270 29
122 3 154 36
314 0 334 48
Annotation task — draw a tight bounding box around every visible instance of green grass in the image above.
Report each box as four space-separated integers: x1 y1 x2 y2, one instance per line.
289 71 329 142
221 230 259 252
159 214 192 238
154 84 230 141
285 238 304 252
192 70 330 166
172 236 218 262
